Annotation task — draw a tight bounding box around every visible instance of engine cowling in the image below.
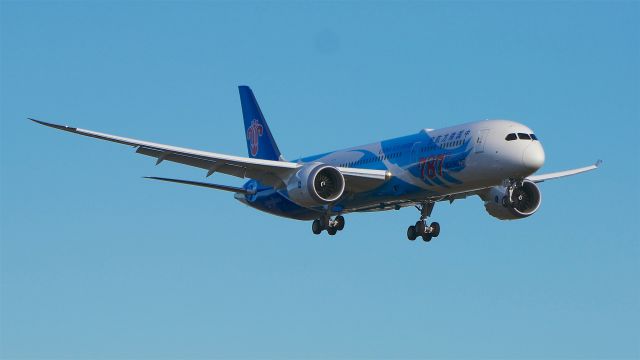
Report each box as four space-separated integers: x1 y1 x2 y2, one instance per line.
483 180 542 220
285 163 346 208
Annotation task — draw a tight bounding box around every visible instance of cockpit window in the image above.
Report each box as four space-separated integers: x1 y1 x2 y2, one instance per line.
505 133 517 141
518 133 531 140
530 134 538 140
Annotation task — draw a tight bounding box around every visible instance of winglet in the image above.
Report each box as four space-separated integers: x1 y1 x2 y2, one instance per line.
29 118 77 132
595 159 603 167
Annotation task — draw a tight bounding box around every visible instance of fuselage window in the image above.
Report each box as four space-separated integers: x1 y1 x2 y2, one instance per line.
505 133 517 141
518 133 531 140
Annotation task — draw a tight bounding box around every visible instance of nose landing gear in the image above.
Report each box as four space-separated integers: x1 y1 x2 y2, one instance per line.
312 215 345 236
407 202 441 242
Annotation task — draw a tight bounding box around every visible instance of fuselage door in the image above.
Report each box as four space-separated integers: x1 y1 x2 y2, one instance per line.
475 129 490 153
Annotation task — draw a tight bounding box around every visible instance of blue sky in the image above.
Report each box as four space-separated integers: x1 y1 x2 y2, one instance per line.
1 1 639 358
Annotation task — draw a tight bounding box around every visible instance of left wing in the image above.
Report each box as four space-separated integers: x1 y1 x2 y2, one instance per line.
527 160 602 183
30 118 388 191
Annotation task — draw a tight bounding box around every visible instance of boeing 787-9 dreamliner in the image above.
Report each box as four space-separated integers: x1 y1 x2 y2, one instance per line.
31 86 600 242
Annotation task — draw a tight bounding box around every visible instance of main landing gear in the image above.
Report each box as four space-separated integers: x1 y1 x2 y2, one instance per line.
407 202 441 242
312 215 345 236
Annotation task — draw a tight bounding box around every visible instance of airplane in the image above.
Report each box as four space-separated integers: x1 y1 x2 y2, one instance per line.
30 86 600 241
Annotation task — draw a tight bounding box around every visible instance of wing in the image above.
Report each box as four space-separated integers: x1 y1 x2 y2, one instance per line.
527 160 602 183
30 118 388 191
337 166 390 192
31 118 299 187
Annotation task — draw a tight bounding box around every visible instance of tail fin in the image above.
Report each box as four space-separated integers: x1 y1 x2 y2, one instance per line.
239 86 282 161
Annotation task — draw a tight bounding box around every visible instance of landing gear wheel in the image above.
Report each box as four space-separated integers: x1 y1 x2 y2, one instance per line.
408 202 441 242
327 227 337 236
312 219 322 235
335 216 345 231
407 226 417 241
430 222 440 237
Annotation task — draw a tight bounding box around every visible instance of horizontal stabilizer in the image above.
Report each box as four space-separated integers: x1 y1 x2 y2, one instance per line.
144 176 255 194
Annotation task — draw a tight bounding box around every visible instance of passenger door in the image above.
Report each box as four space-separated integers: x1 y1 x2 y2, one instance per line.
475 129 490 153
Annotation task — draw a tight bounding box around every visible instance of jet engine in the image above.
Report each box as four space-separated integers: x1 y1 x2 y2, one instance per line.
286 163 346 208
483 180 542 220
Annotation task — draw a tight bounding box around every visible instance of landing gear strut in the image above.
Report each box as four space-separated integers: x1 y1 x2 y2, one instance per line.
312 215 345 236
407 202 441 242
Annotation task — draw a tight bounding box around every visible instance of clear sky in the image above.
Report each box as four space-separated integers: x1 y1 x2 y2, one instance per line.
1 1 639 359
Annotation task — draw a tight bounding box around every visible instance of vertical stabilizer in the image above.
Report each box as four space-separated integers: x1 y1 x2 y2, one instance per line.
239 86 282 161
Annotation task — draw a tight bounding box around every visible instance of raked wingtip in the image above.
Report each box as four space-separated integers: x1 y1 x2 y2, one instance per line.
29 118 77 132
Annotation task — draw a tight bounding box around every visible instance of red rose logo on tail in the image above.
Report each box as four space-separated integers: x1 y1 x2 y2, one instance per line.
247 119 263 156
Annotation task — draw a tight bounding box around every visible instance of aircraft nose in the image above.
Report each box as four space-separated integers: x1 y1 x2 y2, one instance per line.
522 142 545 171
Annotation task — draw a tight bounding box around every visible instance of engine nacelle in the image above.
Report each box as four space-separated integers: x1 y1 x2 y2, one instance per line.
483 180 542 220
285 163 346 208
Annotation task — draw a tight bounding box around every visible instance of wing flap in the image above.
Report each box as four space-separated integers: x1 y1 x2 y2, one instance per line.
136 147 214 170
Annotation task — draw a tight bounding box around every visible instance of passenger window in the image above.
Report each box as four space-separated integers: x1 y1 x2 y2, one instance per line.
505 133 517 141
530 134 538 140
518 133 531 140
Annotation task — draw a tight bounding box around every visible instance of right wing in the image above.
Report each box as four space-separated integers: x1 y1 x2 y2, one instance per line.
31 118 388 191
527 160 602 183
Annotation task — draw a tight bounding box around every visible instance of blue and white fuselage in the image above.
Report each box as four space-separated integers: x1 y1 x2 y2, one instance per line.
238 119 546 220
31 86 599 239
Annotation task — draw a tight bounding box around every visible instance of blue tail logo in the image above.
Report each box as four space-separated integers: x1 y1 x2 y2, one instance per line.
247 119 263 156
239 86 282 161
